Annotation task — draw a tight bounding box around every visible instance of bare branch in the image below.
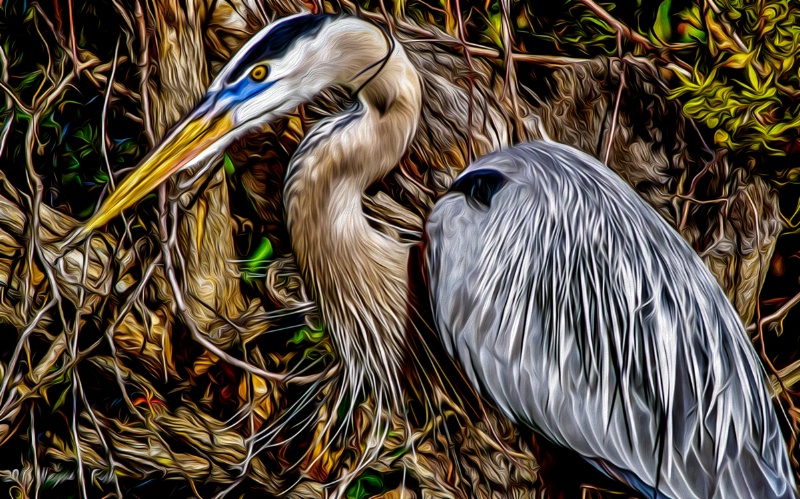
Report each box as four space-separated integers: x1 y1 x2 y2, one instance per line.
102 37 122 191
0 81 33 115
747 291 800 336
603 34 626 165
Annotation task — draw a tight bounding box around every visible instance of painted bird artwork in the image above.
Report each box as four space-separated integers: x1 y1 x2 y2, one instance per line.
1 1 800 499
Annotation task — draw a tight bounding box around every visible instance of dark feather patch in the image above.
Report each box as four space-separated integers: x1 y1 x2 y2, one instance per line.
450 169 508 209
227 14 333 82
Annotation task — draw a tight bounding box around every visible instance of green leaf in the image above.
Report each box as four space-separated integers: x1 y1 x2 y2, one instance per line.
223 153 235 175
289 327 326 345
245 237 273 273
346 469 387 499
52 385 71 412
653 0 672 43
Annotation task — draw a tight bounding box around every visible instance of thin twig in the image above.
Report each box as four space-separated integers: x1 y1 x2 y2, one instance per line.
498 0 514 103
0 300 56 406
0 45 16 161
101 37 122 191
71 367 88 499
702 0 763 74
31 13 55 105
747 192 798 438
772 360 800 397
510 53 594 65
677 151 724 232
747 290 800 335
67 0 79 77
135 0 155 147
69 236 93 499
575 0 693 76
0 329 107 425
453 0 474 162
0 81 33 115
30 406 40 499
575 0 655 50
32 5 105 99
76 374 123 497
23 97 71 362
603 33 626 165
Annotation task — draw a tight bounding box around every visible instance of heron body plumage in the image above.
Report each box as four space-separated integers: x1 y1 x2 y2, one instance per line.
426 142 797 498
79 12 798 498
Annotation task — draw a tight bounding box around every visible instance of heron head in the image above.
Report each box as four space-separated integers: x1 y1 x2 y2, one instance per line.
77 13 392 237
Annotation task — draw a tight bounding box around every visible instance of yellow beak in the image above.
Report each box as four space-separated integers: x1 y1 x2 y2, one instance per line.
77 112 235 239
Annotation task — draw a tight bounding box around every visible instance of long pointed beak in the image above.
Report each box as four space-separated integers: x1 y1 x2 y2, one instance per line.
76 108 235 240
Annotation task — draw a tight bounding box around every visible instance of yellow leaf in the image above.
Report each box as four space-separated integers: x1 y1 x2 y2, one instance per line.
724 52 752 69
747 64 760 90
193 352 219 376
703 11 739 53
782 56 794 74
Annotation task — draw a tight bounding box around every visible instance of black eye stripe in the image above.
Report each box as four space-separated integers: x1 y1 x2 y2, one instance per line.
226 14 333 83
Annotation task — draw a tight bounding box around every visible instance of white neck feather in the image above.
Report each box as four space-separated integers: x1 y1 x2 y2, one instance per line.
284 38 422 408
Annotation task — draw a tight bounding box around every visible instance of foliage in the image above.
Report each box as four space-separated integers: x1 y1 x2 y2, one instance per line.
401 0 800 157
667 0 800 154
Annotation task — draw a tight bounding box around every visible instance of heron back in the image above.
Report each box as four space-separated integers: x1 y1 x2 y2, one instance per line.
425 141 796 498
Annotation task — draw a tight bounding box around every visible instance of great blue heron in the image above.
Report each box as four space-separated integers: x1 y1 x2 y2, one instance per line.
72 12 797 498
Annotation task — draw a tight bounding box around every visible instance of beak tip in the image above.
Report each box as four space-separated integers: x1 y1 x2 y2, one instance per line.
71 108 234 251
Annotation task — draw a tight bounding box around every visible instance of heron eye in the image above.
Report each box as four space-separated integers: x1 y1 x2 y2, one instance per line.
250 65 269 81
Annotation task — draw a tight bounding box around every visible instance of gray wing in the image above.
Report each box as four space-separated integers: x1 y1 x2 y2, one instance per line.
425 141 796 499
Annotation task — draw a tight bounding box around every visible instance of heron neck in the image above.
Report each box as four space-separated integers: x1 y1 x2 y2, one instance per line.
284 46 422 404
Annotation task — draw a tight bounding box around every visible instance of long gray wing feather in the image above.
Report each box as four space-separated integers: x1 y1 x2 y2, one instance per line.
425 142 796 499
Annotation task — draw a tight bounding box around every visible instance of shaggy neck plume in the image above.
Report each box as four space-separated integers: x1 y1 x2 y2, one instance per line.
284 40 422 410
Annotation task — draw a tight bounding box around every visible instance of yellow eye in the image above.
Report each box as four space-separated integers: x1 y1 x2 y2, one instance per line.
250 65 268 81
